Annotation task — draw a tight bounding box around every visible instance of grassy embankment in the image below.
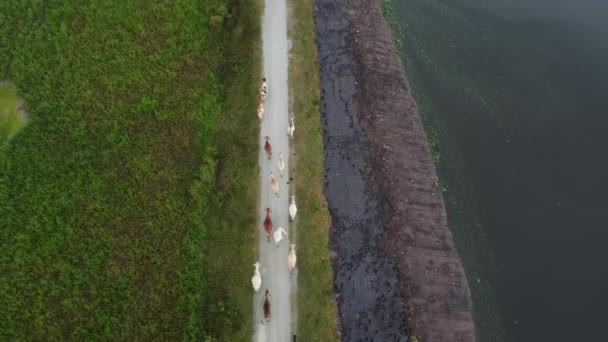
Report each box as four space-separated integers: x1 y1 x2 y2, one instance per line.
0 0 261 340
288 0 339 340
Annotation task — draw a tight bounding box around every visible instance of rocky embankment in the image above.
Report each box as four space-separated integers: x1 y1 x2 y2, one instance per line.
314 0 476 341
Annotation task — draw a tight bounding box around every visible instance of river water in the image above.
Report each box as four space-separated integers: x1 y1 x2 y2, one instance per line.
387 0 608 341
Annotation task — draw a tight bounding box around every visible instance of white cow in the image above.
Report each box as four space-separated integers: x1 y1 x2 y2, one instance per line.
289 195 297 222
270 172 279 197
256 102 264 121
273 227 288 247
277 152 285 177
260 78 267 102
288 244 297 272
287 117 295 139
252 262 261 292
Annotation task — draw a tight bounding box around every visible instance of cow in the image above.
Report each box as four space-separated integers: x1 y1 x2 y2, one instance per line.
263 289 271 321
263 208 273 242
270 172 279 197
264 136 272 160
252 262 262 292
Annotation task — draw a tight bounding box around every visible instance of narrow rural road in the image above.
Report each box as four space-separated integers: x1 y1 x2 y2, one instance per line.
254 0 294 340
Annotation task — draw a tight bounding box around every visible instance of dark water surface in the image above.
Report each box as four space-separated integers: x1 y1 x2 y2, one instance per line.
387 0 608 340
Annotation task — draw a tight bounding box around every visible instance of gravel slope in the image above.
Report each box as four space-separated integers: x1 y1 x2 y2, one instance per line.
313 0 475 340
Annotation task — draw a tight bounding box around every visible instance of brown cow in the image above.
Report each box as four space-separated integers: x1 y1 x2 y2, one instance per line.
264 136 272 160
263 208 272 242
263 289 271 321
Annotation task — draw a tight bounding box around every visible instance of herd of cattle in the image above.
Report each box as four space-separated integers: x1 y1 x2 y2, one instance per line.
252 78 298 340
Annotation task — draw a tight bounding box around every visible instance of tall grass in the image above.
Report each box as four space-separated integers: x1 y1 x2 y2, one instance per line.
288 0 339 340
0 0 261 339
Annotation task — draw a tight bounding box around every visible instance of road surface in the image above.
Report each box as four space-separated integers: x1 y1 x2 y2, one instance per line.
254 0 294 340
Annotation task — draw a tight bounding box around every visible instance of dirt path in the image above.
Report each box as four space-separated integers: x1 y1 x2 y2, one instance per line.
254 0 294 340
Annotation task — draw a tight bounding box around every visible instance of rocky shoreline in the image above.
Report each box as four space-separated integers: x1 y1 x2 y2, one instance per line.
314 0 476 340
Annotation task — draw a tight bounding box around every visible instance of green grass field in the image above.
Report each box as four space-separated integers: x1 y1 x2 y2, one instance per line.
0 0 261 339
288 0 339 340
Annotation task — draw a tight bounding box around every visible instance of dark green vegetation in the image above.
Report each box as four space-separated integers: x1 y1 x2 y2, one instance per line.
288 0 339 340
383 0 608 341
0 0 261 339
